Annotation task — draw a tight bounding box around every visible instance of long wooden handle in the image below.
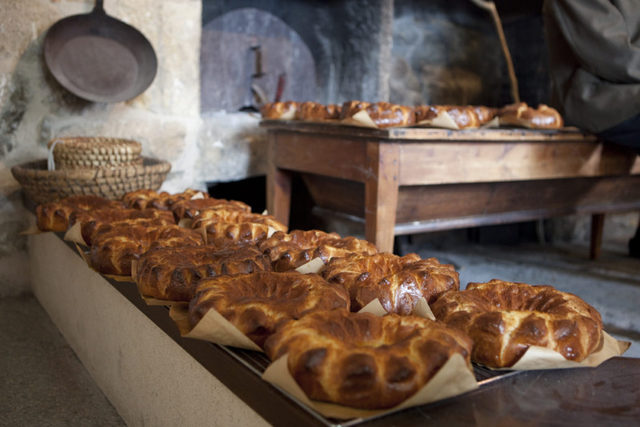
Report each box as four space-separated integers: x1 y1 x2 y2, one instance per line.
469 0 520 103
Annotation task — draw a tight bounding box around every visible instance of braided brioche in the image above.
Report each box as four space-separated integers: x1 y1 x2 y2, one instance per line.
323 253 459 314
70 208 175 246
294 101 341 121
498 102 564 129
264 310 473 409
259 230 378 272
171 197 251 221
340 101 415 128
36 195 124 232
123 189 208 210
415 105 498 129
89 224 204 276
189 271 350 347
135 245 271 302
261 101 298 120
191 209 286 232
431 279 603 368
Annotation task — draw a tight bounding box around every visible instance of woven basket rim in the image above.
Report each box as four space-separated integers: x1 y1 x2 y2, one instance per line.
46 136 142 149
11 157 172 204
12 157 170 178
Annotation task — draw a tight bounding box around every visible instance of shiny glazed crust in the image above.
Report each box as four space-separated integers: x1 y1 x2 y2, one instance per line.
189 271 350 347
259 230 378 272
322 253 459 314
264 310 473 409
414 105 498 129
260 101 299 120
431 279 603 368
122 189 208 210
135 245 271 301
294 102 342 121
171 198 251 221
36 195 124 232
497 102 564 129
340 101 415 128
190 209 286 232
71 208 175 246
204 222 276 248
89 224 204 275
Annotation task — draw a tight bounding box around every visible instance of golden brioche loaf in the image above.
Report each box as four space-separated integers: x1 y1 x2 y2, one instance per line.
259 230 378 272
294 101 341 121
261 101 299 120
36 195 125 232
89 224 204 276
122 189 208 210
135 244 271 301
323 252 459 314
70 208 175 246
340 101 415 128
264 310 473 409
189 271 350 347
204 222 277 249
190 209 286 232
431 279 603 368
498 102 564 129
171 197 251 221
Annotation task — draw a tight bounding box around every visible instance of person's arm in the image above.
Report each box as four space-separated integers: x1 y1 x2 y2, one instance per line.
546 0 640 83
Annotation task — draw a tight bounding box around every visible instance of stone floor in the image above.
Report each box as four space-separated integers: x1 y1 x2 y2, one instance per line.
1 236 639 425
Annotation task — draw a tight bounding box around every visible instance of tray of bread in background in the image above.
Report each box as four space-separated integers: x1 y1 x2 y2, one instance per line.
260 100 566 131
31 188 629 423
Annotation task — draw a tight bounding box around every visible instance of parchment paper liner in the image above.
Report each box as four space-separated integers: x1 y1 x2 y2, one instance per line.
416 110 460 130
340 110 379 129
20 224 43 235
493 330 630 371
169 302 262 352
261 298 477 420
63 221 87 246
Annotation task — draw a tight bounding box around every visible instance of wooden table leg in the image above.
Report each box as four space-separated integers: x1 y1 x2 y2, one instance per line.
590 213 605 260
365 142 399 253
267 136 292 228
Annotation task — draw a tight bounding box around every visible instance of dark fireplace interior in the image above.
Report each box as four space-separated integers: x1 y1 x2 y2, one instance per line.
203 0 550 244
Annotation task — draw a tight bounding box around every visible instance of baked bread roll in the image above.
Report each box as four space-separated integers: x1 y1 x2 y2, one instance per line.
497 102 564 129
36 195 124 232
340 101 415 128
171 198 251 222
70 208 175 246
261 101 299 120
135 244 271 302
89 224 204 276
190 209 286 232
472 105 499 125
323 253 459 314
264 310 473 409
415 105 498 129
204 222 277 249
189 271 350 347
259 230 378 272
122 189 208 210
431 279 603 368
294 101 341 121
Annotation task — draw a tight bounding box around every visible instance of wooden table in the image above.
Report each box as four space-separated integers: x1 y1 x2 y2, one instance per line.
264 121 640 255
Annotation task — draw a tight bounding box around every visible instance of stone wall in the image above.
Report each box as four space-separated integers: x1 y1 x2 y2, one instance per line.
0 0 202 296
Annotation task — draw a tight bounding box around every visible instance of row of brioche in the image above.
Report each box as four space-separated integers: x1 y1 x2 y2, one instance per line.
35 189 603 410
261 100 564 130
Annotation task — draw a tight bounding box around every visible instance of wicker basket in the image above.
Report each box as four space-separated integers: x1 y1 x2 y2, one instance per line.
11 157 171 204
47 137 143 170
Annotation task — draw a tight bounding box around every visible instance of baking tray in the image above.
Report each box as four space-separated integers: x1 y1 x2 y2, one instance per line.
61 236 520 426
